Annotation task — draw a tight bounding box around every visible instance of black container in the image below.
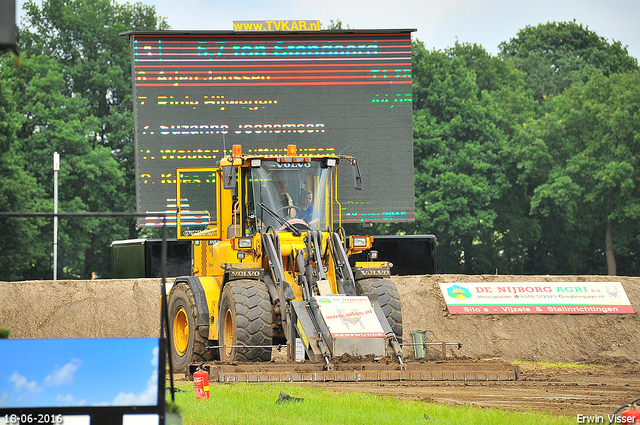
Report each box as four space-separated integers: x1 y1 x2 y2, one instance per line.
111 238 192 278
349 234 436 275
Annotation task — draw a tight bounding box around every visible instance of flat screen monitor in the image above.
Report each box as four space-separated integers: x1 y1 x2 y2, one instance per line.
0 338 166 425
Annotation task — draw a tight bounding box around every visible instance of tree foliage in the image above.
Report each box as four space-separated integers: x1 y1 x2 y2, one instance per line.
516 71 640 274
406 24 639 276
0 0 167 280
410 41 515 273
0 67 48 280
322 19 351 30
499 21 638 102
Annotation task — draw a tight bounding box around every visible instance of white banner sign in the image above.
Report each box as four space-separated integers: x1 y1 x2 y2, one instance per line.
439 282 634 314
315 295 385 338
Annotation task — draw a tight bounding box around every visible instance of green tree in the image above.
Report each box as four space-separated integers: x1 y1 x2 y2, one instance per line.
322 19 351 30
410 41 515 273
0 0 168 279
516 71 640 275
499 21 638 102
1 54 121 279
20 0 168 183
0 58 49 280
496 21 639 275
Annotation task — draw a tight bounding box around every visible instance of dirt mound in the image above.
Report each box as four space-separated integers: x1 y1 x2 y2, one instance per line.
397 274 640 365
0 279 161 339
3 275 639 417
1 275 638 365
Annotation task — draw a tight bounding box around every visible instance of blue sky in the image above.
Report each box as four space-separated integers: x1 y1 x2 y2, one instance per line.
14 0 640 59
0 338 160 408
146 0 639 60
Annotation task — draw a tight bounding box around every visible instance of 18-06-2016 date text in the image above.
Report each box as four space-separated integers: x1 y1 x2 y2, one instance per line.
3 413 64 424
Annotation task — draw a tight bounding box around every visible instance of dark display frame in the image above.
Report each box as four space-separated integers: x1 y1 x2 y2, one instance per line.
123 29 416 227
0 338 167 425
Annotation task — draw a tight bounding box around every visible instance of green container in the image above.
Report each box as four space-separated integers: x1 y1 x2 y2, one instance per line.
111 239 146 278
410 330 427 359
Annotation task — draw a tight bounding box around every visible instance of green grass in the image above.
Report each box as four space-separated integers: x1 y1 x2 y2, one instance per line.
167 381 575 425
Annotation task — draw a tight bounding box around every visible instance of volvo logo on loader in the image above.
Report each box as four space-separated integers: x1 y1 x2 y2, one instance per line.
230 270 262 277
274 162 311 168
360 269 390 277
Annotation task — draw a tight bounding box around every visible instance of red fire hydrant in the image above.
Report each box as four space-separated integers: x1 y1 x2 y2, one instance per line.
194 367 210 401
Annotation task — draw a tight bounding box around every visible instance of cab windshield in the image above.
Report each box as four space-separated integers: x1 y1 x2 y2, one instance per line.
245 159 332 234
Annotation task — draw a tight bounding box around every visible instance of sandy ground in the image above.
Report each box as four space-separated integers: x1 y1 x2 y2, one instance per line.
294 363 640 418
2 274 639 418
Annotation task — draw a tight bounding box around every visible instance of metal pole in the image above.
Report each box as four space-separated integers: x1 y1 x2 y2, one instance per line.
53 152 59 281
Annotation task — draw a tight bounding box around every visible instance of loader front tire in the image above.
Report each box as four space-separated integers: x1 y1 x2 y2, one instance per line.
356 278 403 342
219 279 273 362
168 282 214 373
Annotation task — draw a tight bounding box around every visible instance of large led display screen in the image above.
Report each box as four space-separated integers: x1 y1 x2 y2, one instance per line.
127 30 415 227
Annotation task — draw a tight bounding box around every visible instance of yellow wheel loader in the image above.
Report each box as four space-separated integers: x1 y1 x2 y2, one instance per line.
165 144 519 382
167 144 404 372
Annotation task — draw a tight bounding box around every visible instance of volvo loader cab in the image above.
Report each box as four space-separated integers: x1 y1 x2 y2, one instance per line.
168 144 403 373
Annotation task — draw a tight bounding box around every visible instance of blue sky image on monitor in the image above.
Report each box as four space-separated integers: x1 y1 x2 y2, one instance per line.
0 338 160 408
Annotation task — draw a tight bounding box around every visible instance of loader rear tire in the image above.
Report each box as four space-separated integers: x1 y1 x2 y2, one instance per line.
356 278 403 342
219 279 273 362
168 282 215 373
